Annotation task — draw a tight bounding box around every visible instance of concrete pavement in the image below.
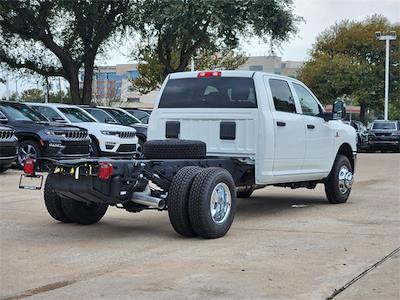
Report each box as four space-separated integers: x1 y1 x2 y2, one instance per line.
0 153 399 299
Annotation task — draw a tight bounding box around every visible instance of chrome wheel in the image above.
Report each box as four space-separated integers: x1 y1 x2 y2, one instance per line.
210 183 231 224
18 143 37 166
338 166 353 194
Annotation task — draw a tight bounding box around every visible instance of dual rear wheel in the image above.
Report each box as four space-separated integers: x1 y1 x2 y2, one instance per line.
168 166 237 239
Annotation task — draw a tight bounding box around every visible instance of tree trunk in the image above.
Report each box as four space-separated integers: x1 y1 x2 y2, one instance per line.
68 72 82 105
82 56 95 105
359 101 366 123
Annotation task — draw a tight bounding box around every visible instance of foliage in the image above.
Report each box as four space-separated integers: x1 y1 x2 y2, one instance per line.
132 47 248 94
298 15 400 121
130 0 302 78
20 88 44 102
0 0 132 104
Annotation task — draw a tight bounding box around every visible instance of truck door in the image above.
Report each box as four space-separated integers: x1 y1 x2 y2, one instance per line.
292 82 333 173
265 78 305 176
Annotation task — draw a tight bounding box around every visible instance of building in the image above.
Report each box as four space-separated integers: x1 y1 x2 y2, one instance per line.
238 56 304 77
90 56 304 108
90 64 156 108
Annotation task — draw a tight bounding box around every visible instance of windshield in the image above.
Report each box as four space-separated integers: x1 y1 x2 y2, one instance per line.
372 122 397 130
59 107 96 123
0 102 48 122
103 108 141 125
159 77 257 108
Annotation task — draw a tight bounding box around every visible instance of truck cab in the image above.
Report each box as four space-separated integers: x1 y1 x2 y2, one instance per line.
148 71 357 185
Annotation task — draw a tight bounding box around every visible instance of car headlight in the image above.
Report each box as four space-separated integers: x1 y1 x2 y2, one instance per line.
45 130 65 137
101 131 119 136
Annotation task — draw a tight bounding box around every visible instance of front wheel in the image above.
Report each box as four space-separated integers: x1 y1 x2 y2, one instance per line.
188 167 237 239
17 140 41 168
324 155 353 204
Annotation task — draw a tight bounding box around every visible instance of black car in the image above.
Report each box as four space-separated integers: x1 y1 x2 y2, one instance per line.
0 101 91 167
82 106 147 154
367 120 400 152
344 120 368 151
0 122 18 173
122 108 152 124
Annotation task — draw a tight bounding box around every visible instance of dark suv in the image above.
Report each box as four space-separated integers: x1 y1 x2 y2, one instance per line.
0 101 91 167
367 120 400 152
0 123 18 173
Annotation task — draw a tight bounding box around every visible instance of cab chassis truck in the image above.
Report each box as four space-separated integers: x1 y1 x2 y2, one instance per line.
20 71 357 239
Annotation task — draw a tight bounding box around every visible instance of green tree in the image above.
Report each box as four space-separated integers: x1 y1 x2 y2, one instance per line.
298 15 400 121
132 47 248 94
20 88 44 102
131 0 301 78
0 0 132 104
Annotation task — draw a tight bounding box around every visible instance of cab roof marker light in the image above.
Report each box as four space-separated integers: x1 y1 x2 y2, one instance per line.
198 71 222 78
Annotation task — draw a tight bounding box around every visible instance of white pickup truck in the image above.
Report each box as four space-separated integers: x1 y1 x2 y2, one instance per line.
20 71 356 239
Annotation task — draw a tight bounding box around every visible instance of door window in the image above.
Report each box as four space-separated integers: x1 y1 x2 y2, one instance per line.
269 79 296 113
293 83 321 117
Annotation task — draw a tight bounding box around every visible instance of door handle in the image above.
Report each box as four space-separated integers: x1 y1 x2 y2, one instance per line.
276 121 286 127
307 124 315 129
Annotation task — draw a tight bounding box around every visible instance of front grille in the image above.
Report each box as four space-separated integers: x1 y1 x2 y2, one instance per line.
65 131 88 140
63 145 90 155
117 144 136 152
375 132 392 136
118 131 136 139
0 146 17 157
0 130 15 140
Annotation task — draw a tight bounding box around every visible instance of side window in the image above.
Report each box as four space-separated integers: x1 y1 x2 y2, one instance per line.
87 109 110 123
269 79 296 113
293 83 321 117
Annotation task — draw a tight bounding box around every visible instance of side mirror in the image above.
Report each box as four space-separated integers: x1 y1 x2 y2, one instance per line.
323 100 346 121
332 100 346 120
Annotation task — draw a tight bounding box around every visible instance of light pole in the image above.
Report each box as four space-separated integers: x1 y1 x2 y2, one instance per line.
375 31 397 120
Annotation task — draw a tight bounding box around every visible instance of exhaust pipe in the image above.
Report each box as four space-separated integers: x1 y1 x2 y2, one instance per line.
131 187 166 209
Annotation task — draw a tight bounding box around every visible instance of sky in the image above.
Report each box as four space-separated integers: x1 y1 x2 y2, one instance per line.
1 0 399 97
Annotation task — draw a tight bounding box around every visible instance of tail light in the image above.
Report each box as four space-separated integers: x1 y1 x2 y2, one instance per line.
23 158 35 175
98 162 113 180
198 71 221 78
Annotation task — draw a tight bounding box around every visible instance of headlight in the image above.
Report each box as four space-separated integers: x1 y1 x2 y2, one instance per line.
45 130 65 137
101 131 119 136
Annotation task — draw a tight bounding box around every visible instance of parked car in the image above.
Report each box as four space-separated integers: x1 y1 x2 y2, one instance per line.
82 106 147 155
28 103 138 157
367 120 400 152
0 122 18 173
344 120 368 151
23 71 357 239
0 101 91 167
121 108 152 124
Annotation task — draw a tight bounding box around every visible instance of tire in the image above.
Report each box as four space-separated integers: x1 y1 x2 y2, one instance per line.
17 140 41 169
143 139 206 159
44 175 72 223
188 167 237 239
237 189 253 198
90 139 100 157
61 198 108 225
325 155 353 204
168 166 202 237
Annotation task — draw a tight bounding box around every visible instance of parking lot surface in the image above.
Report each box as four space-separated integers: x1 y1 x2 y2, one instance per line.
0 153 399 300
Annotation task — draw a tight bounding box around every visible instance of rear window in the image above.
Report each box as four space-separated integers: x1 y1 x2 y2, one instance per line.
372 122 397 130
159 77 257 108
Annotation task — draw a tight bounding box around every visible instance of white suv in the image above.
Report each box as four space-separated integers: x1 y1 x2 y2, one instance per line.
29 103 138 157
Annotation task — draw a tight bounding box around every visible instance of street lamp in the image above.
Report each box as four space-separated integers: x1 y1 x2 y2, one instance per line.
375 31 397 121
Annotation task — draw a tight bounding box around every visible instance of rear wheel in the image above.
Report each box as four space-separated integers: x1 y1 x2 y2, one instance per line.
325 155 353 204
44 176 72 223
168 166 202 237
61 199 108 225
188 167 236 239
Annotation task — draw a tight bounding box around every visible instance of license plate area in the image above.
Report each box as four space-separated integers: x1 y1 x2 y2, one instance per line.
19 174 44 190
